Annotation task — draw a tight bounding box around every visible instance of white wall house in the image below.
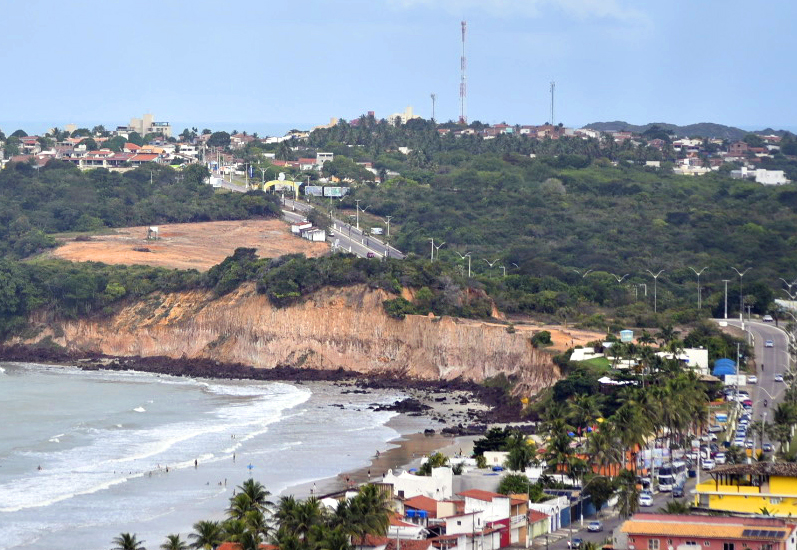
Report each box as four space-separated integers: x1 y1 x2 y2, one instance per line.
383 467 454 500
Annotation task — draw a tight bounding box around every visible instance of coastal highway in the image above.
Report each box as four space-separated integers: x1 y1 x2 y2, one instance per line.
719 318 792 448
209 177 404 260
281 197 405 260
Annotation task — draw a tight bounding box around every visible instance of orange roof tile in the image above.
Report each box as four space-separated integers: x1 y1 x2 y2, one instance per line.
621 515 792 541
404 495 438 513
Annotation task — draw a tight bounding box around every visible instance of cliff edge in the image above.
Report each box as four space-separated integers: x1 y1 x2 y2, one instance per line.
18 283 560 392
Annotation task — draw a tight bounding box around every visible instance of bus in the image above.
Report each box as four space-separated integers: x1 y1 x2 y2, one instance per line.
657 460 687 492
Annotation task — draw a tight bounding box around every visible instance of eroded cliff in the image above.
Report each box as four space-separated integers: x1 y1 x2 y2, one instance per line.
19 283 560 392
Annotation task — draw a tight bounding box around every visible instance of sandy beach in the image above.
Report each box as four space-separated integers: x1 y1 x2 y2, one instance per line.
284 387 485 499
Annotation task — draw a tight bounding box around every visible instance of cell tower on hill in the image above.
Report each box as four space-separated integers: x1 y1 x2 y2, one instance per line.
459 20 467 125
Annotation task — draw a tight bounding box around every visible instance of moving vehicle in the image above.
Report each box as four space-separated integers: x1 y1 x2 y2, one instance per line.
672 485 685 498
766 340 775 348
658 461 688 491
587 521 603 532
748 375 758 384
639 493 654 507
366 252 376 258
775 374 784 382
763 315 774 322
568 538 583 549
763 443 773 452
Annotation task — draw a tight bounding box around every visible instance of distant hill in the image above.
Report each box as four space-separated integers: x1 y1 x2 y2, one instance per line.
582 121 792 141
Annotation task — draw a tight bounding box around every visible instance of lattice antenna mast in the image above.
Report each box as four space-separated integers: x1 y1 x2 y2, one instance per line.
459 21 467 124
550 81 555 126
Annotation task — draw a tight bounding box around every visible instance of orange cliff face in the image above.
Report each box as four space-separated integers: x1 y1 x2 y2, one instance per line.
17 283 560 391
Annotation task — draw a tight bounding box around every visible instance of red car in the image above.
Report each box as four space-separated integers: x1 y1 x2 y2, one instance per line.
742 399 753 406
366 252 376 258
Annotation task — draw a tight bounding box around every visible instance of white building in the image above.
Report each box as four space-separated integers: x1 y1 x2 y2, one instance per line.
127 113 172 138
383 467 454 500
655 347 709 374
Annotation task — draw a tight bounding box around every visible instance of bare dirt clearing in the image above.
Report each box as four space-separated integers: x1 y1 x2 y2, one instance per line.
49 220 328 271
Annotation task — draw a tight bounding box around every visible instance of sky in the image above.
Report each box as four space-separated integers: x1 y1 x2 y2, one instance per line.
1 0 795 135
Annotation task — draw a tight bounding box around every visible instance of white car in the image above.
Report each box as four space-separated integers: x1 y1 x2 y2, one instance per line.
703 459 715 470
748 375 758 384
639 493 654 507
715 452 727 464
775 374 785 382
763 315 774 322
765 340 775 348
733 438 746 447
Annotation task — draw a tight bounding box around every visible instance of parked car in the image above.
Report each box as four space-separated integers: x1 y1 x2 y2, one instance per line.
766 340 775 348
763 443 773 452
366 252 376 258
748 375 758 384
743 399 753 406
708 425 723 433
672 486 685 498
715 452 727 464
568 538 584 549
733 438 746 447
587 521 603 532
639 493 654 507
703 459 716 470
775 374 785 382
763 315 774 322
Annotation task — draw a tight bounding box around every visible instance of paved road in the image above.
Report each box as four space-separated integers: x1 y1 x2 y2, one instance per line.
207 178 405 260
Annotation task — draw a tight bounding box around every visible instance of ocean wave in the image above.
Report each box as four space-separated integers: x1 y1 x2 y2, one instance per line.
133 407 146 413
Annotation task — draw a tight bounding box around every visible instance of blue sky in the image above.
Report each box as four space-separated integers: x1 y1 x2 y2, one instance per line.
1 0 795 134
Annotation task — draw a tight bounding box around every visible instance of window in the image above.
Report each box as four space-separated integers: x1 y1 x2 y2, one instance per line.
648 540 660 550
723 544 734 550
667 541 672 546
704 543 710 547
770 497 782 504
685 542 697 546
457 521 462 526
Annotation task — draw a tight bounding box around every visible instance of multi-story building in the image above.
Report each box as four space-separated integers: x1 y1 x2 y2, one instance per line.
127 114 172 138
615 513 797 550
695 463 797 516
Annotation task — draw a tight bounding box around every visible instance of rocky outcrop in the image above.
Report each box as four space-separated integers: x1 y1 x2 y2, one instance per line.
18 284 560 393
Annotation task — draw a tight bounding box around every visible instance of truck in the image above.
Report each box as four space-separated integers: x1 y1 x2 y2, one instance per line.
371 227 384 235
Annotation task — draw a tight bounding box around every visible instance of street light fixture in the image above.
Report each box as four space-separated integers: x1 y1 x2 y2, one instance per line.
455 251 472 278
689 267 708 310
573 268 593 278
645 269 665 313
779 278 797 294
610 273 629 283
354 200 369 231
731 267 751 322
433 241 445 260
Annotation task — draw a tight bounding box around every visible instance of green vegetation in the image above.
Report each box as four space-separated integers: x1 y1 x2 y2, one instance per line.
115 478 393 550
0 160 280 259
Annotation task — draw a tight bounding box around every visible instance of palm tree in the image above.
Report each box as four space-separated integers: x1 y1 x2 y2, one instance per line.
347 484 392 537
221 518 248 543
615 470 640 519
189 520 223 550
228 492 255 520
586 424 622 477
504 431 538 472
112 533 146 550
567 394 602 437
160 534 188 550
275 496 326 542
237 478 272 512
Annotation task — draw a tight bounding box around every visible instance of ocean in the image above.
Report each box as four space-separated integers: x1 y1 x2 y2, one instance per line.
0 362 427 550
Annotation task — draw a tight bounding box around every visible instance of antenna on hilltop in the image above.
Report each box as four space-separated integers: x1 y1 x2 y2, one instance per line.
431 93 437 122
459 21 467 124
550 81 555 126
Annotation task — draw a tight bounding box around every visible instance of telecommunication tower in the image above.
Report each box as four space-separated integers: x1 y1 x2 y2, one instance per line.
459 21 467 124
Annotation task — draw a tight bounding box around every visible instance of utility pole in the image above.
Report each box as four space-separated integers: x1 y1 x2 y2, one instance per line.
723 279 731 319
355 199 361 230
385 216 392 237
429 238 435 262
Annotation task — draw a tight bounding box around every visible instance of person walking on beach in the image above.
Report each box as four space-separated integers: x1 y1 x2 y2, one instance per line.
194 459 198 468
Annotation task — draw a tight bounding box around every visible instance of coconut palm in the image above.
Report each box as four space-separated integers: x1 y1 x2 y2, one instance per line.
567 394 602 437
227 492 255 520
160 534 188 550
189 520 223 550
615 470 640 519
275 496 326 542
586 423 622 477
348 484 392 537
221 518 248 543
237 478 272 512
112 533 146 550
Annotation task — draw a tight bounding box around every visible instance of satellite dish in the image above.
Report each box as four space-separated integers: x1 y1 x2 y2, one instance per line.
278 172 285 181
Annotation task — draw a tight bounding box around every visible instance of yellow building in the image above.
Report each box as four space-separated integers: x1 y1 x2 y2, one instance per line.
695 462 797 516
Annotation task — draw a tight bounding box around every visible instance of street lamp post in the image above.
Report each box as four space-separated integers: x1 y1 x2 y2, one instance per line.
384 216 392 237
723 279 731 319
646 269 665 313
731 267 751 323
498 266 506 277
483 259 499 274
689 267 708 310
433 241 445 260
456 252 472 278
